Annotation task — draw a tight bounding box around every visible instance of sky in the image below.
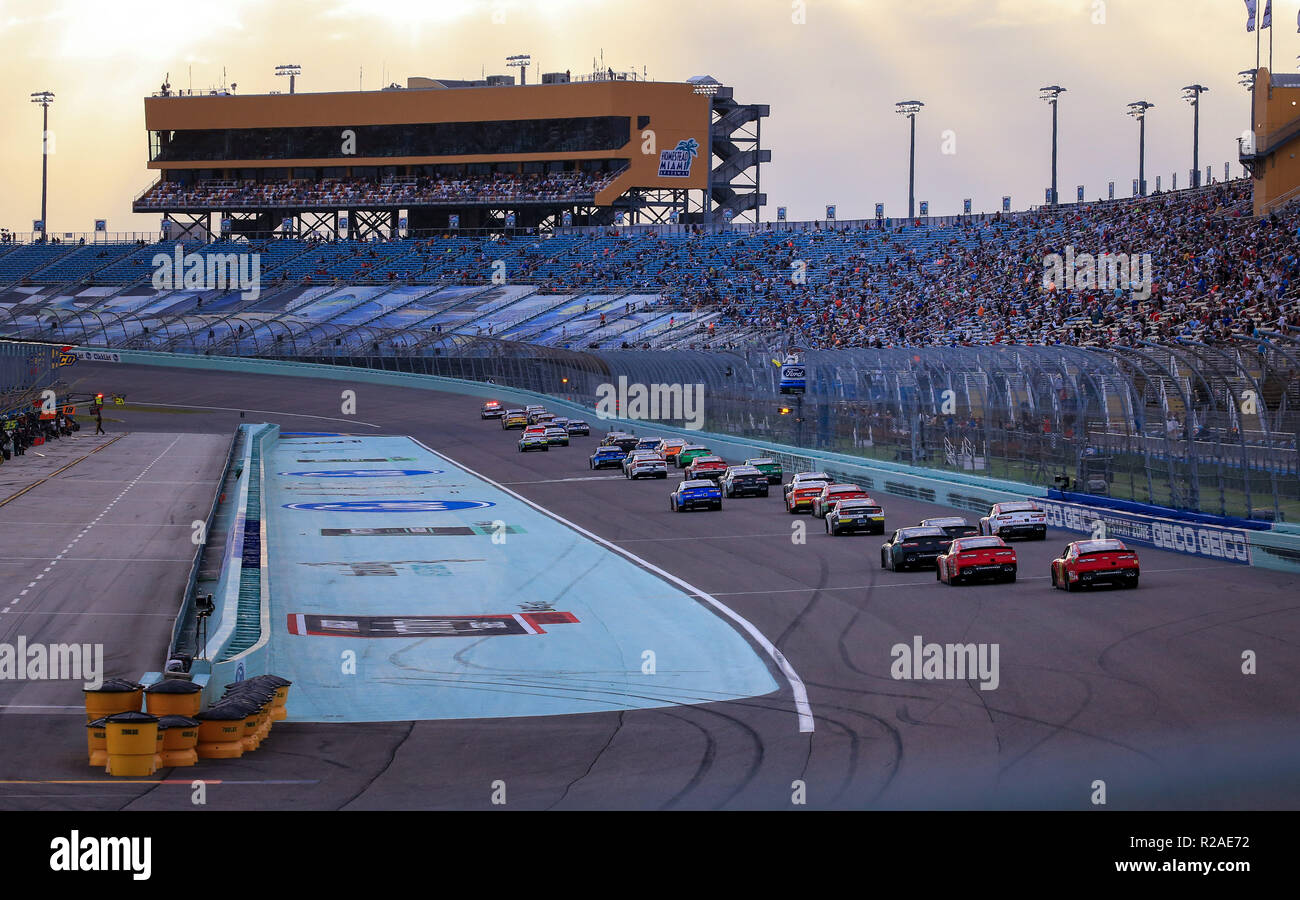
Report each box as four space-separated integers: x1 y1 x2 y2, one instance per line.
0 0 1283 235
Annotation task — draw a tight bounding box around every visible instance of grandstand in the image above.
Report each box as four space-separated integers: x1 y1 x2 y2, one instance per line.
135 66 767 238
1 177 1296 356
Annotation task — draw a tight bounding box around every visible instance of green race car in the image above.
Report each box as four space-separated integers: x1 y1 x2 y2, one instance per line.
676 445 712 469
745 457 784 484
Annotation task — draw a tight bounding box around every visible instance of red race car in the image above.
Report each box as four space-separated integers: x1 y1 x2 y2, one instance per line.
1050 539 1140 591
936 535 1018 585
786 480 828 513
811 484 872 519
684 455 729 481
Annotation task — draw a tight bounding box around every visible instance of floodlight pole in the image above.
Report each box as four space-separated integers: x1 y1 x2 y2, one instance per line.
31 91 54 239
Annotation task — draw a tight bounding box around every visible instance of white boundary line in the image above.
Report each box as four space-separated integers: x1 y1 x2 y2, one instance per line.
127 400 381 429
409 437 816 733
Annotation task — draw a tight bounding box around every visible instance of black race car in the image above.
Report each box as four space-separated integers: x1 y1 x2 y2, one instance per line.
880 526 950 570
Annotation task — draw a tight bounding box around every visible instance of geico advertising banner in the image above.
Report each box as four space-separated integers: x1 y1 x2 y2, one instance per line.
1039 499 1251 565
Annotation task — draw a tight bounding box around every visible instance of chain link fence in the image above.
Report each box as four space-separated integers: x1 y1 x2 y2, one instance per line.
303 336 1300 521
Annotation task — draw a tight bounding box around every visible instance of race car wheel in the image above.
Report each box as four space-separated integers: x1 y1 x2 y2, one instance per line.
1127 575 1140 590
1063 574 1074 593
713 501 722 511
542 445 549 451
1004 571 1016 584
761 489 770 497
826 520 835 535
1050 569 1058 589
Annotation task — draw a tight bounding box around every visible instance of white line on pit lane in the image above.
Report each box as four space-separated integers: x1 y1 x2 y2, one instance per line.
126 400 382 429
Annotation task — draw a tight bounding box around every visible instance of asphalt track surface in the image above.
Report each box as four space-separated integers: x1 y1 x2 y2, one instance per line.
2 361 1297 810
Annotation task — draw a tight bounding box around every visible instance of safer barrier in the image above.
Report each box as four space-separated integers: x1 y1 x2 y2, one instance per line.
52 345 1300 573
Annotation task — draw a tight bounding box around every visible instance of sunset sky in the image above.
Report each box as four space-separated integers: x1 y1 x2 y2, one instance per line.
0 0 1282 235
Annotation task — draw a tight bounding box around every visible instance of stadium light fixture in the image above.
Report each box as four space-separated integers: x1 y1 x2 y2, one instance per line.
1126 101 1154 197
1181 85 1208 188
1038 86 1065 206
30 91 54 239
275 64 302 95
895 100 925 219
506 54 531 86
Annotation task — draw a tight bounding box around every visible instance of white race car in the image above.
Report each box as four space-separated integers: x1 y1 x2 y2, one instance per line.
978 501 1047 540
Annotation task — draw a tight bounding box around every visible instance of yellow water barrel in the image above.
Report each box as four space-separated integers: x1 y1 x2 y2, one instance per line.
144 677 203 717
85 717 109 768
84 678 143 723
104 711 158 776
157 715 200 767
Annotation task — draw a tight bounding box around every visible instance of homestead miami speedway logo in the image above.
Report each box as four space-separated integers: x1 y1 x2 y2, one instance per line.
658 137 699 178
283 499 495 513
288 612 579 637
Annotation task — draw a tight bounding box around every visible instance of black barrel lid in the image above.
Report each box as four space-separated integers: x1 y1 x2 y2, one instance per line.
105 710 158 724
85 678 143 693
196 704 251 721
157 715 201 729
146 678 202 694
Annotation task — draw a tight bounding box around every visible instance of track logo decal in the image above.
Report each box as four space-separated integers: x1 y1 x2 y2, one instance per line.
283 499 495 513
278 468 444 478
287 611 578 637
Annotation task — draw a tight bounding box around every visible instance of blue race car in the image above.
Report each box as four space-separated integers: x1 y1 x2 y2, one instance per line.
670 479 723 512
589 446 626 470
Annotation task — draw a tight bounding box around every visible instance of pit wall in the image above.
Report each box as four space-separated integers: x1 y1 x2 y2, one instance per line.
189 422 278 704
83 349 1300 574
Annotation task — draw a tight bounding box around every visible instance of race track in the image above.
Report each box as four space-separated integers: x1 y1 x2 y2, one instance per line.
2 360 1296 811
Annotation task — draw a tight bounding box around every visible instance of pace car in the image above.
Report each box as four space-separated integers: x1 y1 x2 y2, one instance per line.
811 483 872 519
880 526 950 570
1050 539 1140 591
684 455 729 481
625 452 669 480
676 445 712 469
937 535 1017 585
825 499 885 535
566 419 591 436
543 426 570 446
783 471 831 502
722 465 770 497
670 479 723 512
745 458 784 484
979 501 1047 540
589 446 626 469
501 409 528 429
920 516 981 544
518 431 550 452
480 400 504 419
